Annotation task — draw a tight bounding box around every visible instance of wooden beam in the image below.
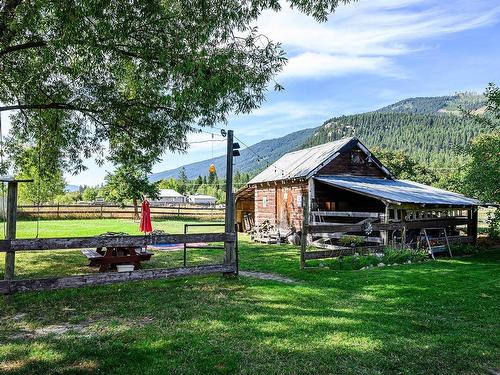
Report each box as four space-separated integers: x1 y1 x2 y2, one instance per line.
4 181 18 281
223 130 236 274
467 209 478 245
307 218 469 234
0 233 235 252
0 264 234 295
300 193 309 269
304 246 383 260
310 211 381 218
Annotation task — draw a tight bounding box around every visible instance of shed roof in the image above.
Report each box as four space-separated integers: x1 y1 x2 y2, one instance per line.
315 175 480 206
159 189 184 197
248 137 390 184
188 194 216 200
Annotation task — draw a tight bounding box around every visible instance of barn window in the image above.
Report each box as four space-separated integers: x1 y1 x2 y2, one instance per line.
262 196 267 208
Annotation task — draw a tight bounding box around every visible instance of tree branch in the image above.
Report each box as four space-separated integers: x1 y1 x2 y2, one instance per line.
0 102 97 113
0 40 47 57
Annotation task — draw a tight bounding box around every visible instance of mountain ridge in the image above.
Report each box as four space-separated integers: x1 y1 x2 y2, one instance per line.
150 93 487 181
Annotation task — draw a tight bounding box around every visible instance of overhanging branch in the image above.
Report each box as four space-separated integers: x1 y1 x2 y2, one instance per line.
0 40 47 57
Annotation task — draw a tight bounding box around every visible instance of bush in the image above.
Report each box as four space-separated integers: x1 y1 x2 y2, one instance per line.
486 208 500 239
450 243 484 256
338 235 365 247
382 248 428 264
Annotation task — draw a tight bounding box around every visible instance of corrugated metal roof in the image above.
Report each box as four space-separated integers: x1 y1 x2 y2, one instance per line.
249 137 355 184
159 189 184 197
315 175 480 206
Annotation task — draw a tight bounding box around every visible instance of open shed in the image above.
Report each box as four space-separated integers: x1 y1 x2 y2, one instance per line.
235 137 480 248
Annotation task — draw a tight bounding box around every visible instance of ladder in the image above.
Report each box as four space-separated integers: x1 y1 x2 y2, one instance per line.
421 228 452 259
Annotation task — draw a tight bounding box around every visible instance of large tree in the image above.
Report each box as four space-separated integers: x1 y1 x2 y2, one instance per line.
0 0 351 174
103 165 159 219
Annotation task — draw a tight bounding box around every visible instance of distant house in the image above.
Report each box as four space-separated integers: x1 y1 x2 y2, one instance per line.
151 189 185 206
235 137 480 247
187 194 217 205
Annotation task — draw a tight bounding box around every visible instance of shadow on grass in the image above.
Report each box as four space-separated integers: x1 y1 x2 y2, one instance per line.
1 247 499 374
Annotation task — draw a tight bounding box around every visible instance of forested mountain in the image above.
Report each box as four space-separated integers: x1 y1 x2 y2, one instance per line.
302 111 490 167
375 93 486 114
151 93 493 180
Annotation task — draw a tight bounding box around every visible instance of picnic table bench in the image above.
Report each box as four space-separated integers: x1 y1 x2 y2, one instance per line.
82 246 153 272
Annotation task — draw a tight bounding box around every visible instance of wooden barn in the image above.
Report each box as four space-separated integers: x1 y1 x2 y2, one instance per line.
235 137 480 252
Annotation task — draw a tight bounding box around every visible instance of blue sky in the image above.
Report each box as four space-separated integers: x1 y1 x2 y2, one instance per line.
3 0 500 186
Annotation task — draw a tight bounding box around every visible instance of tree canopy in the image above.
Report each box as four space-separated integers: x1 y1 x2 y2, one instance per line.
0 0 352 174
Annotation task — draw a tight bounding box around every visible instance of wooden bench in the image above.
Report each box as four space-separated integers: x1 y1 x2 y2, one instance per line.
82 249 104 267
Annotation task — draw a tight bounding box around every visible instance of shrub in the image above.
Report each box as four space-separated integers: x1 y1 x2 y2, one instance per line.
382 248 428 264
450 243 484 256
486 208 500 239
338 235 365 247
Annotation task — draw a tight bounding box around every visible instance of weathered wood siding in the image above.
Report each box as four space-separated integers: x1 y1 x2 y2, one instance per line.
317 146 386 177
255 186 277 226
254 182 308 230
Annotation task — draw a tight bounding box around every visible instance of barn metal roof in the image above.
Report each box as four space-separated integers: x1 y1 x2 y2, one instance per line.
249 137 358 184
315 175 480 206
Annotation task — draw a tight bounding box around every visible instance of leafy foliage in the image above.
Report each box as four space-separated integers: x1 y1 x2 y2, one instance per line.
370 147 437 185
0 0 351 175
103 165 159 214
15 147 66 204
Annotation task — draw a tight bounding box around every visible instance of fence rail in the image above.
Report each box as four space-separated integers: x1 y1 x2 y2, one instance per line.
17 204 225 219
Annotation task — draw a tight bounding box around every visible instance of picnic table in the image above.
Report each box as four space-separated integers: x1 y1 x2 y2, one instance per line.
81 232 153 272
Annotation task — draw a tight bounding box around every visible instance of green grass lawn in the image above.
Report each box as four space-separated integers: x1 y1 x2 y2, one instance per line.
0 219 499 374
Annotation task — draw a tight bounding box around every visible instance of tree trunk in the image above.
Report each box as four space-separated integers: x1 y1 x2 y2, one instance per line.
133 197 139 221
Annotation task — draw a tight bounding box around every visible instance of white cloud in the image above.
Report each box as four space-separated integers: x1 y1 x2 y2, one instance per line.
282 53 404 78
257 0 500 79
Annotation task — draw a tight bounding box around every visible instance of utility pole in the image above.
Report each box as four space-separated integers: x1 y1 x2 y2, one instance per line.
223 130 239 275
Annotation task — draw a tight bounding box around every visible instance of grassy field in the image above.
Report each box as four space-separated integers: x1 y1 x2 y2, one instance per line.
0 219 499 374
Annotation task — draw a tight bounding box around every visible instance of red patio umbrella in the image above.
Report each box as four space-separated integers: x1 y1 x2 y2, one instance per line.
139 198 153 233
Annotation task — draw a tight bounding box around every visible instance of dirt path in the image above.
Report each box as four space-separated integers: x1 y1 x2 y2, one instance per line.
239 271 298 284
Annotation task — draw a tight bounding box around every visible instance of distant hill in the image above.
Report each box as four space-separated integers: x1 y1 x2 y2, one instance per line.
375 93 486 115
65 184 80 192
150 93 491 181
303 93 489 167
149 127 317 181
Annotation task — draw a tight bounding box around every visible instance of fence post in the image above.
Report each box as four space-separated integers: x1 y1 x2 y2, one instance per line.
300 194 309 270
223 130 236 275
4 181 18 284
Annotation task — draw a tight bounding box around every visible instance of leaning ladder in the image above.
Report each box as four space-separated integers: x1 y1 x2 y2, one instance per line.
421 228 452 259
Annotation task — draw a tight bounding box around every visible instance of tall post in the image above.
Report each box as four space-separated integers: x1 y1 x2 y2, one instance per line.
223 130 236 274
4 181 18 281
467 208 478 245
300 193 309 270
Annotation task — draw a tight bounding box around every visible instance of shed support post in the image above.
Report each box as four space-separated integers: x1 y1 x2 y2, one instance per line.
381 204 389 246
223 130 236 275
300 194 309 269
401 210 407 248
4 181 18 283
467 208 478 245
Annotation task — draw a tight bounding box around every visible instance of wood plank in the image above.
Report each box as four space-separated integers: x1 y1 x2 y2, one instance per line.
304 246 383 260
310 211 381 218
4 181 18 281
0 264 234 294
0 233 235 252
308 218 470 234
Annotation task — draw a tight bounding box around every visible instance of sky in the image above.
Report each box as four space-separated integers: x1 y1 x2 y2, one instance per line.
2 0 500 186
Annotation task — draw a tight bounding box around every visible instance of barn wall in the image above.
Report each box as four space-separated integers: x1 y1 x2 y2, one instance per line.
317 146 386 177
254 181 308 231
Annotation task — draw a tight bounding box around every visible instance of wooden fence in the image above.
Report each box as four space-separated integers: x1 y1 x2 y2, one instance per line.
0 232 236 294
300 213 475 268
17 204 225 220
